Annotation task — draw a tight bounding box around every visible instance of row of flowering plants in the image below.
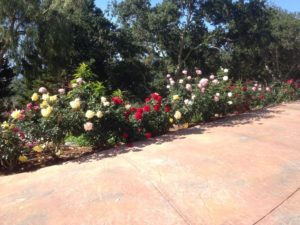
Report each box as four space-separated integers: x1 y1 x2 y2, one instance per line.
1 63 300 170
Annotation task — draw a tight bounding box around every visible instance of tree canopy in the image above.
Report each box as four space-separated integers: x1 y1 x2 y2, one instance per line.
0 0 299 106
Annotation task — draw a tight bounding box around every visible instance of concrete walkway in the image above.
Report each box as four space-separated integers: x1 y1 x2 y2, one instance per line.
1 102 300 225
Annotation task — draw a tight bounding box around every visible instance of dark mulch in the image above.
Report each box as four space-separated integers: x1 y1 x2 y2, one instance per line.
0 146 94 175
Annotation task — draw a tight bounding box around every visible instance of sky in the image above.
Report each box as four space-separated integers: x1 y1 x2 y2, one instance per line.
95 0 300 13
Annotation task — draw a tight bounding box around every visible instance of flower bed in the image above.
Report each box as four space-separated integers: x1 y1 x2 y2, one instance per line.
1 65 299 171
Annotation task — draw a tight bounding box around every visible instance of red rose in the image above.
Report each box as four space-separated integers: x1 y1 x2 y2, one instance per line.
154 104 160 112
151 93 159 100
122 133 129 139
19 132 25 140
164 105 171 113
12 127 20 133
135 111 143 120
287 79 294 85
130 107 137 112
145 132 152 139
112 96 123 105
143 105 151 112
124 111 131 119
145 97 151 103
151 93 162 102
156 95 162 103
259 95 265 100
137 108 143 113
242 86 247 92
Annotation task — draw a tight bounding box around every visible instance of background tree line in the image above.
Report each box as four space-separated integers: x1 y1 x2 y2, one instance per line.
0 0 300 110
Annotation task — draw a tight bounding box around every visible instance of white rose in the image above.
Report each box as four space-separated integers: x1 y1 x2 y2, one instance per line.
103 101 110 107
101 97 107 103
223 76 229 81
96 111 104 118
125 104 131 110
85 110 95 119
70 98 81 109
174 111 182 120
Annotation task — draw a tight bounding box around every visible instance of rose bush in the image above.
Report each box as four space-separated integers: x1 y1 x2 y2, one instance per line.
1 64 299 170
0 120 30 170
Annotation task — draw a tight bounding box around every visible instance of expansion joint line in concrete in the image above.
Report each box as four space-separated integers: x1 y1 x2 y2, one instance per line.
252 187 300 225
121 155 194 225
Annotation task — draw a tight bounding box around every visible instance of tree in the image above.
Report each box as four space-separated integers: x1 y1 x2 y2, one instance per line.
202 0 273 81
0 57 14 99
113 0 214 76
0 0 124 102
0 44 15 117
266 8 300 80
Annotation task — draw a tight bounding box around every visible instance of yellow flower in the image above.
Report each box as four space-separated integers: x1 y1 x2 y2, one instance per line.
33 145 43 153
41 106 53 118
85 110 95 119
172 95 180 101
18 155 28 162
11 110 22 120
49 95 58 102
1 121 10 129
174 110 182 120
42 93 50 101
40 100 48 109
169 118 174 123
31 93 39 101
70 98 81 109
96 111 104 118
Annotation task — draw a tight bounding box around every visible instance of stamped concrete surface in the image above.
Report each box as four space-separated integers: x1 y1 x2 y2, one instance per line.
0 102 300 225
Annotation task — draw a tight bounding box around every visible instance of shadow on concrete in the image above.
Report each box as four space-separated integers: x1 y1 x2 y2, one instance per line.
72 106 284 164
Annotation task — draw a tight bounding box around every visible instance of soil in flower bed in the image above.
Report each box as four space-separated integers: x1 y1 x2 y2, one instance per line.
0 146 94 175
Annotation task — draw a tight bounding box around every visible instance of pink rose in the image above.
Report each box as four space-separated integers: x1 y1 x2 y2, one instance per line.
26 103 33 111
84 122 93 131
58 88 65 94
38 87 47 94
76 78 84 84
199 78 209 88
195 69 202 75
212 79 219 85
185 84 192 91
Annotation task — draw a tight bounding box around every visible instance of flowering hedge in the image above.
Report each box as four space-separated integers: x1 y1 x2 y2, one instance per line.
1 65 300 170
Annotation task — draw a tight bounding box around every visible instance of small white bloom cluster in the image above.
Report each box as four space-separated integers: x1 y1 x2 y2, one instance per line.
101 96 110 107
